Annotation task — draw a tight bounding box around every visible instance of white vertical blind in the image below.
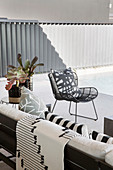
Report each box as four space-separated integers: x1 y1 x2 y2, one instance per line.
42 24 113 68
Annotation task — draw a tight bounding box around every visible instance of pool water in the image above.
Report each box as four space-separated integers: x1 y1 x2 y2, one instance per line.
78 71 113 96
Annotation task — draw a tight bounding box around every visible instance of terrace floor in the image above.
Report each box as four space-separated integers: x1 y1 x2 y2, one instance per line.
1 66 113 170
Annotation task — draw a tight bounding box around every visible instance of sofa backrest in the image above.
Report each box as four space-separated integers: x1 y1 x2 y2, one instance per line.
0 104 29 121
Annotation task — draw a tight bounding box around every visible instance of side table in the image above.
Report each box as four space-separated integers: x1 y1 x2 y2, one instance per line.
1 96 19 108
104 115 113 137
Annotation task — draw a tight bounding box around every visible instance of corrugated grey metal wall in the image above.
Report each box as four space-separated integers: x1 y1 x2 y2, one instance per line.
41 24 113 69
0 19 66 77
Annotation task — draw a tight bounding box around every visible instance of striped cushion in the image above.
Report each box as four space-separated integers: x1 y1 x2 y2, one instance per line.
92 131 113 144
45 111 89 138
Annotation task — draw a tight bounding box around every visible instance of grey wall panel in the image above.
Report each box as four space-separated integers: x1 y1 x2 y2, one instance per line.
16 23 21 59
21 23 26 63
43 33 47 72
1 23 7 76
30 23 35 60
6 23 12 65
59 58 64 70
11 23 17 66
55 52 59 70
39 26 44 73
47 39 52 71
25 23 31 60
51 46 56 70
35 24 40 73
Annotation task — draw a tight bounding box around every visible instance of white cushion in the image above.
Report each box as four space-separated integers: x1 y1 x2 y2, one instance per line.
68 136 113 160
19 87 46 118
0 104 29 121
105 150 113 166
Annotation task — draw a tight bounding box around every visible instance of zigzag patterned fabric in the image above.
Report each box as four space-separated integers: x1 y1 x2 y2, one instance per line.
92 131 113 144
16 115 80 170
45 111 89 138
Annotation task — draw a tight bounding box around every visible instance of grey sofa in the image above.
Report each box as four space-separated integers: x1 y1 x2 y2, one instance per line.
0 104 113 170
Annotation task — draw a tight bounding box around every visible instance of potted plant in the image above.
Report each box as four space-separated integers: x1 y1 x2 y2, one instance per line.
17 54 44 90
5 66 28 103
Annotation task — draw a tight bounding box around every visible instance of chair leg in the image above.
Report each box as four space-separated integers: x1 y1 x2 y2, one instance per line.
69 100 98 121
69 102 77 123
51 100 57 112
92 100 98 121
69 101 72 114
75 103 77 123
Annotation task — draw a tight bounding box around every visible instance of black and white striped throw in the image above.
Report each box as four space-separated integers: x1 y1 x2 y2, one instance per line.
16 115 79 170
45 111 89 138
92 131 113 144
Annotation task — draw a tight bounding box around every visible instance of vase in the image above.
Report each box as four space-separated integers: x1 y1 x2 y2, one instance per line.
8 85 21 104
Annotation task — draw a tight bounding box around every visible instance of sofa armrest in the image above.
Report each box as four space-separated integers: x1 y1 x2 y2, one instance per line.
0 130 16 155
0 112 17 131
65 144 99 170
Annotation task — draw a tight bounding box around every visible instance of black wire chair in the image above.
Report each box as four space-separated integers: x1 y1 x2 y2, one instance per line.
48 68 98 123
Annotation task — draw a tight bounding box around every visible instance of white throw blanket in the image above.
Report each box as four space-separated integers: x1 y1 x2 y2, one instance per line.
16 115 77 170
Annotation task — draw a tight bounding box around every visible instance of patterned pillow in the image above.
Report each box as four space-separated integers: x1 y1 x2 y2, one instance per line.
92 131 113 144
45 111 89 138
52 68 81 98
19 87 46 118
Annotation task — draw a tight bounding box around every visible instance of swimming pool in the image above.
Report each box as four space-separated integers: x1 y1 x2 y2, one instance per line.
78 71 113 96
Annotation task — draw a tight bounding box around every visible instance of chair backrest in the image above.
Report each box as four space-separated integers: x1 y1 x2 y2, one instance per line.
48 68 78 100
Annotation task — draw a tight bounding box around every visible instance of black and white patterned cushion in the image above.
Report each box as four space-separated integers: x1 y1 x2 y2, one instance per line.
92 131 113 144
53 68 81 98
45 111 89 138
